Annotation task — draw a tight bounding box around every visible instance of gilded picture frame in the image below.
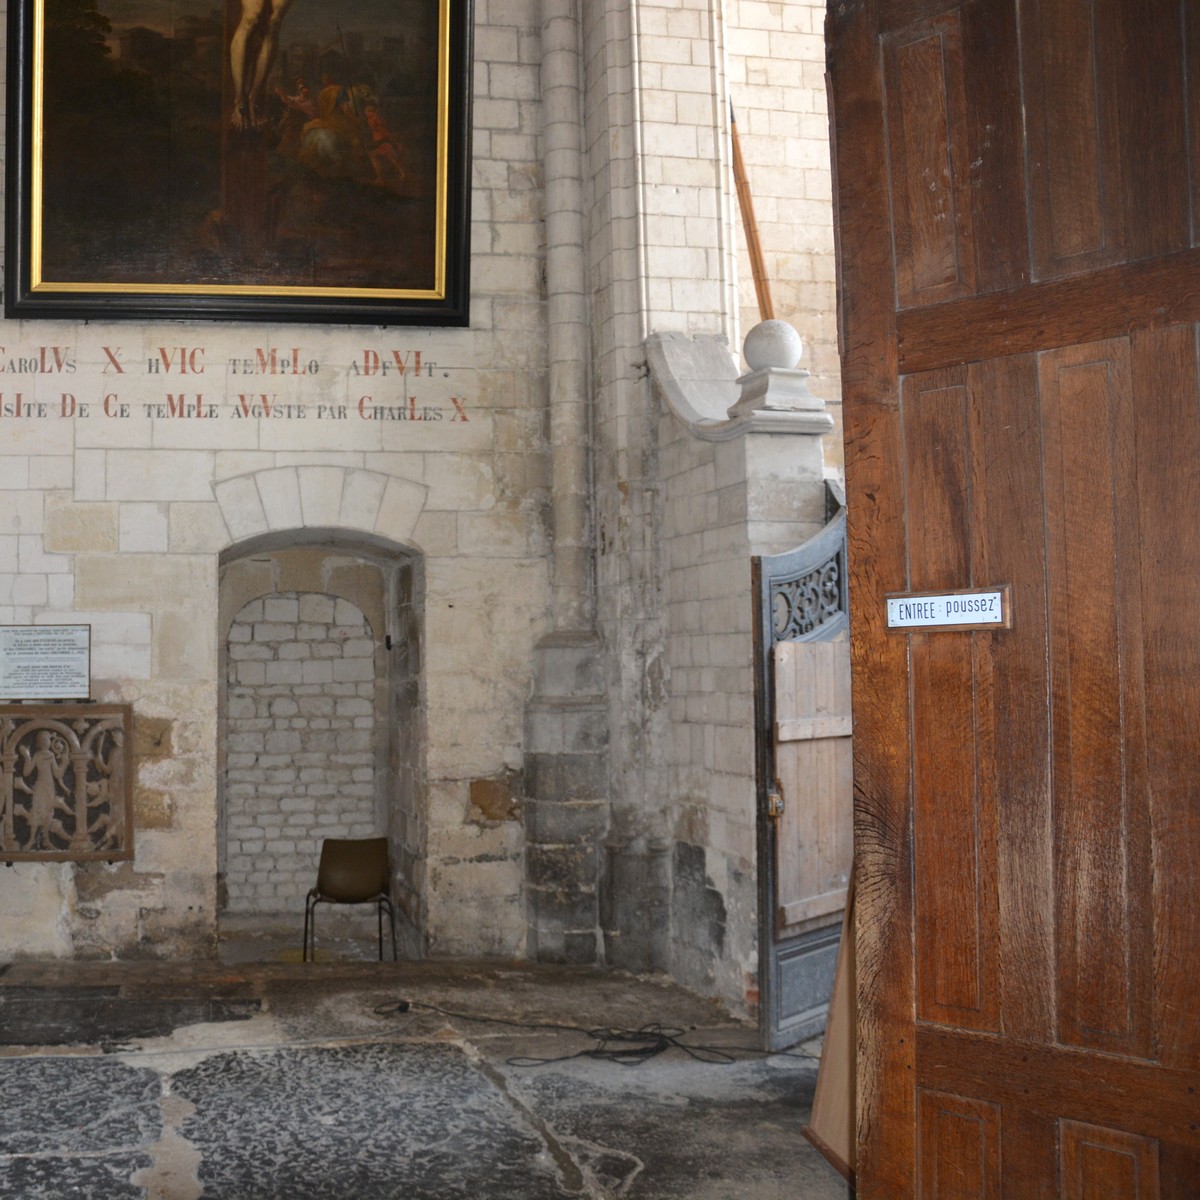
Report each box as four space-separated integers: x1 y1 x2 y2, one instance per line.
5 0 473 325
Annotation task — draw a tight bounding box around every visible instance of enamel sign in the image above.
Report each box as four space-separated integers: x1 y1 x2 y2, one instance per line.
885 587 1010 632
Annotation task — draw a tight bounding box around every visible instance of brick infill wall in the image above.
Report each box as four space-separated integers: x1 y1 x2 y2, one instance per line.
224 592 377 913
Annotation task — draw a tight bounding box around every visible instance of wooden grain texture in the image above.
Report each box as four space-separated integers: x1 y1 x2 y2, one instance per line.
917 1025 1200 1149
1040 339 1153 1059
966 354 1054 1045
1188 2 1200 246
1018 0 1189 273
903 370 999 1031
916 1089 1001 1200
1108 0 1189 262
773 640 852 932
897 248 1200 374
830 2 1200 1195
883 12 973 307
958 0 1027 294
998 1109 1057 1200
1060 1121 1161 1200
1131 325 1200 1072
1020 0 1121 277
828 0 916 1194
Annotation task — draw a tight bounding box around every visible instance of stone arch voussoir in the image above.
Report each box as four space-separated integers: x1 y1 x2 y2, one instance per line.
212 467 428 547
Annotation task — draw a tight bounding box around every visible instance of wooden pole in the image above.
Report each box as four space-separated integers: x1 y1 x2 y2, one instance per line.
731 105 775 321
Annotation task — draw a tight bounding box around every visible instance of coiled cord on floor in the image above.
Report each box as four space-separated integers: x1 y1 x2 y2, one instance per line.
372 998 819 1067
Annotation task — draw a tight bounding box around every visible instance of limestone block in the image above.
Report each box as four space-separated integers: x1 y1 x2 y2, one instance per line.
265 660 304 685
47 575 75 608
91 641 152 680
0 864 72 959
133 716 173 759
333 598 362 626
118 502 170 553
410 510 457 555
0 489 46 534
298 466 346 527
75 553 213 610
237 661 266 685
374 476 428 543
456 510 540 558
106 450 216 502
339 470 388 532
74 450 106 502
134 787 175 831
332 657 373 683
255 468 303 531
424 454 496 512
149 407 258 451
157 609 216 680
298 594 336 623
298 660 332 685
28 456 73 490
169 502 228 553
264 596 300 623
213 474 269 542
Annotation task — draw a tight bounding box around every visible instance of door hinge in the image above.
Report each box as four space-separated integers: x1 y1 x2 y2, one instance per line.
767 784 785 820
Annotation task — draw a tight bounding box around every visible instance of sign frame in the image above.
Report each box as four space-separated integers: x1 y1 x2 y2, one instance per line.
885 585 1012 633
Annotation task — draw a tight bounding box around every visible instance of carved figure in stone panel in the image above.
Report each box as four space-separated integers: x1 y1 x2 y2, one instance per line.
14 729 71 850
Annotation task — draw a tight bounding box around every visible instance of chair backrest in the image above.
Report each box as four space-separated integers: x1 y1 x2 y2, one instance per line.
316 837 390 903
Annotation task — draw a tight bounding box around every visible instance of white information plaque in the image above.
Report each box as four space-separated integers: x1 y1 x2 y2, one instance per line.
0 625 91 700
886 587 1011 631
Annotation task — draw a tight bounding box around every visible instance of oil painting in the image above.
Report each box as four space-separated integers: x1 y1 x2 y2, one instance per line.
5 0 472 323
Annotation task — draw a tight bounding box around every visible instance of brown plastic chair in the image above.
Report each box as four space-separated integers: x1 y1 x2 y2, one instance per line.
302 837 398 962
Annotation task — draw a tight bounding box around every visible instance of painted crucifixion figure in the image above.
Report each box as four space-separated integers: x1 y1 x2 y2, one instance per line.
230 0 296 130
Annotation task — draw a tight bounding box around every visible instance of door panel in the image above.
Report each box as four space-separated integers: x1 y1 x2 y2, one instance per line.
1040 339 1154 1059
1059 1121 1161 1200
916 1089 1001 1200
828 1 1200 1194
773 638 852 931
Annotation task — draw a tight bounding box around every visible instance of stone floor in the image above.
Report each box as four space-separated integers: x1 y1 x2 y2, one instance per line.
0 957 850 1199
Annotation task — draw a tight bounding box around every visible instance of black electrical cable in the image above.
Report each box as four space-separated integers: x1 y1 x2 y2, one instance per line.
372 998 820 1067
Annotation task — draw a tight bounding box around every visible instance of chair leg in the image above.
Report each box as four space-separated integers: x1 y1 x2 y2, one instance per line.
303 892 320 963
382 895 398 961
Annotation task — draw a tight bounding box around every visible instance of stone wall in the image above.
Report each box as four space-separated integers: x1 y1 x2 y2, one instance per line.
0 0 841 1020
726 0 842 468
0 0 555 962
656 359 833 1011
224 593 378 914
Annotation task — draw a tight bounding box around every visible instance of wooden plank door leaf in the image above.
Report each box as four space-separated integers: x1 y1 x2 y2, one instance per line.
773 637 853 933
828 0 1200 1195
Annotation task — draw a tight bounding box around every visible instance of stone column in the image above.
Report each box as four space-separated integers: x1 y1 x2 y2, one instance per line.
524 0 610 964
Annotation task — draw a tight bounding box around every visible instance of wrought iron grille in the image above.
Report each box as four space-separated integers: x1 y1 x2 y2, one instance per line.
769 549 845 644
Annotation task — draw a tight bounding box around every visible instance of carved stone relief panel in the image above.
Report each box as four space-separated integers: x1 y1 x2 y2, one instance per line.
0 705 133 861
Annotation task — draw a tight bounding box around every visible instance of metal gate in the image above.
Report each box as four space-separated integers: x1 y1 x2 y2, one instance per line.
753 482 852 1050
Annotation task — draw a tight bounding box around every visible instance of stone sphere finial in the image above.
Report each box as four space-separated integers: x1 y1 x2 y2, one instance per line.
743 320 803 371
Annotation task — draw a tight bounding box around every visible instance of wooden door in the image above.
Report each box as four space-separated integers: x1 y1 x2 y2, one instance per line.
828 1 1200 1195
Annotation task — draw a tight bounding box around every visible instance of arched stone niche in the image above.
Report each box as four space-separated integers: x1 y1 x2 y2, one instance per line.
217 530 425 955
